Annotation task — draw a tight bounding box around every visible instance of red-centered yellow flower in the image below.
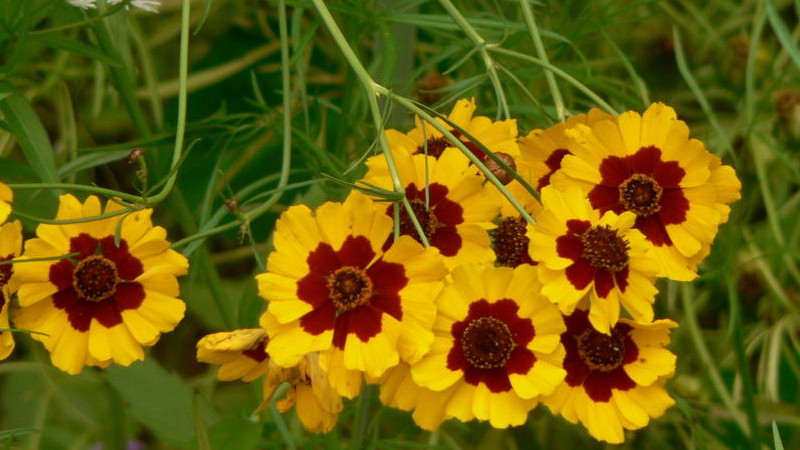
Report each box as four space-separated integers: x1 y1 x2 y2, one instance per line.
386 98 519 164
14 195 188 374
197 328 272 382
408 264 566 428
552 103 741 280
0 182 12 223
518 109 614 192
360 145 501 268
542 309 677 444
257 191 447 398
529 186 658 334
0 220 22 360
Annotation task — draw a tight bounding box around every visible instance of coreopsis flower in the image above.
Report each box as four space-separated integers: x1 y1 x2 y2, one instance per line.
542 309 677 444
528 186 658 334
0 220 22 360
387 98 519 164
552 103 741 280
360 146 501 268
493 162 541 268
197 328 342 433
518 109 614 192
0 182 12 223
14 195 188 374
257 191 447 398
406 264 566 429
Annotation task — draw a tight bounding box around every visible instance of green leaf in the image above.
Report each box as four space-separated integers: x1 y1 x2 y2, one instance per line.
773 421 785 450
766 0 800 72
31 34 120 67
0 82 59 184
105 359 220 448
0 428 40 442
208 417 262 450
57 150 132 178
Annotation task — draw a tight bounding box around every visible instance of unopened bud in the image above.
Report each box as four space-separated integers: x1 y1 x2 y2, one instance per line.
225 197 238 213
128 147 145 163
485 152 517 185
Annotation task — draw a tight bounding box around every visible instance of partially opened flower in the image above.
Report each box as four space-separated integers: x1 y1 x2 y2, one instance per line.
408 264 566 429
14 195 188 374
0 220 22 360
257 190 447 398
542 309 677 444
361 146 501 268
197 328 342 433
529 186 658 334
387 98 519 164
0 182 12 223
552 103 741 280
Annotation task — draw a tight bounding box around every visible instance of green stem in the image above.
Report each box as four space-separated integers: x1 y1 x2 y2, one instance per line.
487 47 618 115
8 183 142 203
0 252 79 266
437 0 509 120
309 0 430 247
726 275 761 449
519 0 565 121
12 207 139 225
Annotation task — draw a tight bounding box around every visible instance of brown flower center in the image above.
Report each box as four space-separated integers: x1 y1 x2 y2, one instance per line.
399 199 438 242
577 328 626 372
493 216 529 267
580 225 629 272
461 316 516 369
72 255 120 302
417 137 450 159
327 266 373 314
619 173 663 216
485 152 517 185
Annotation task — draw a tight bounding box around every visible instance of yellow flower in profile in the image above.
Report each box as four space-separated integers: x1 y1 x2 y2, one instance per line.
541 309 677 444
197 328 343 433
407 264 566 429
0 182 12 223
528 186 658 334
0 220 22 360
361 145 501 268
387 98 519 164
14 195 188 374
257 191 447 398
552 103 741 280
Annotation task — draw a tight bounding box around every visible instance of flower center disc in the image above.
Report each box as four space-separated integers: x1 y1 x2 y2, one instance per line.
399 199 438 242
494 216 529 267
72 255 120 302
417 137 450 159
619 173 663 216
577 328 626 372
327 266 373 314
580 225 630 272
461 316 516 369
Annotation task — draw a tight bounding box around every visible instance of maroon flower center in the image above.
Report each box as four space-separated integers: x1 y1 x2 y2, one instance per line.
580 225 629 273
327 266 373 314
461 316 516 369
399 199 438 242
537 148 571 190
72 255 120 302
493 216 531 267
417 137 450 159
485 152 517 185
619 173 663 217
0 254 13 291
577 328 626 372
243 339 269 363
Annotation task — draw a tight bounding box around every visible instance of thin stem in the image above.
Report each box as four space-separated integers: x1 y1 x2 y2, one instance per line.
12 207 139 225
437 0 509 120
8 183 142 204
488 47 618 115
519 0 565 121
0 252 79 266
309 0 430 247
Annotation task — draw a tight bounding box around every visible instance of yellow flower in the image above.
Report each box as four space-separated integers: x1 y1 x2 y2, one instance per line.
360 145 501 268
14 195 188 374
0 220 22 360
528 186 658 334
541 309 677 444
552 103 741 280
0 182 12 223
197 328 343 433
257 190 447 398
197 328 272 382
387 98 519 164
406 264 566 429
